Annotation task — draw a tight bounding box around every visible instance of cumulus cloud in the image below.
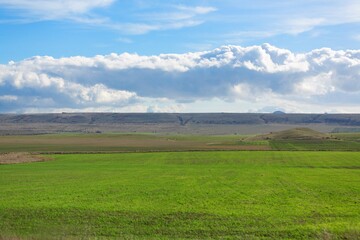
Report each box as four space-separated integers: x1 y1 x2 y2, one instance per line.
0 44 360 113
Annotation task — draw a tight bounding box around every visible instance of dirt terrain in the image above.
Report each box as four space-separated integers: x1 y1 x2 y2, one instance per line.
0 152 50 164
0 123 340 135
0 134 272 153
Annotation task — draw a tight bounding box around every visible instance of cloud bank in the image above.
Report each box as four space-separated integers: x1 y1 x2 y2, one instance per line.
1 44 360 113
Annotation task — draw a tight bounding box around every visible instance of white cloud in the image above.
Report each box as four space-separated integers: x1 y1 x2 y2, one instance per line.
76 84 136 104
147 104 185 113
0 95 18 101
117 37 133 44
113 20 204 35
0 1 216 35
0 0 114 20
283 18 325 35
286 1 360 31
0 44 360 112
354 34 360 42
175 5 217 15
0 64 138 111
220 0 360 40
294 72 335 96
117 4 217 35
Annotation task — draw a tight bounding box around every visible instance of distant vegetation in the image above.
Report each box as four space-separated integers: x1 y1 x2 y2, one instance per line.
249 127 333 140
250 128 360 151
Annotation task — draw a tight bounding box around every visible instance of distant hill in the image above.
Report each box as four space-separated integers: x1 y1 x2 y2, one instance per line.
272 111 286 115
0 113 360 125
250 128 333 141
1 113 360 135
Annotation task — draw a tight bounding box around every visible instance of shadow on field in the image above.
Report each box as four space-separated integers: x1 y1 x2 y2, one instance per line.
1 208 359 239
290 166 360 170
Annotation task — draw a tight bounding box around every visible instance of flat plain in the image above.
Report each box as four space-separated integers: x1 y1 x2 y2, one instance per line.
0 130 359 153
1 128 360 239
0 133 271 153
1 151 360 239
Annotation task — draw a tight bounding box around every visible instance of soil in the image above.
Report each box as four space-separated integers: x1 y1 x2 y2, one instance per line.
0 152 50 165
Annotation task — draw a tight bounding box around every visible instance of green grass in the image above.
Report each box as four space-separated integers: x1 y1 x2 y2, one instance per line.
270 139 360 151
1 151 360 239
333 133 360 142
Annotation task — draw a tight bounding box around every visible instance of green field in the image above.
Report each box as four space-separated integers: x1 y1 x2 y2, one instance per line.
270 139 360 151
1 151 359 239
269 132 360 151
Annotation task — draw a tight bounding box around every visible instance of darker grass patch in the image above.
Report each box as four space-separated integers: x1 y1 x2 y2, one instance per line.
0 208 345 239
270 139 360 151
290 166 360 170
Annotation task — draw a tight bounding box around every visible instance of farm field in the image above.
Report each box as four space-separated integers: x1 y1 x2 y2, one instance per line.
270 139 360 151
0 133 271 153
1 151 359 239
0 130 359 153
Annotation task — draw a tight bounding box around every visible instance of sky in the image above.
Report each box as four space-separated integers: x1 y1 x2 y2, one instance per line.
0 0 359 113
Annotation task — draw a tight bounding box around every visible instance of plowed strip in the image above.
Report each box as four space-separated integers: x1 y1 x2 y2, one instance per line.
0 152 49 164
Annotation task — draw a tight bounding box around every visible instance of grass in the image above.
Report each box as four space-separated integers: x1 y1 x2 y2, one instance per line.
270 139 360 151
251 127 331 141
333 133 360 142
1 151 360 239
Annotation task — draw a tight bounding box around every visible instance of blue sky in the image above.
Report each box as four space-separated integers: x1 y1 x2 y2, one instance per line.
1 0 360 62
0 0 359 113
